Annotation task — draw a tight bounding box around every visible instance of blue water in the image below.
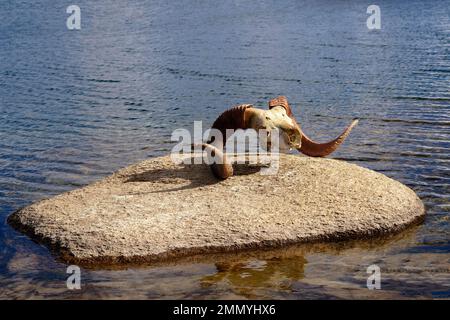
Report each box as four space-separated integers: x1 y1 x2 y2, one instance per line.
0 0 449 298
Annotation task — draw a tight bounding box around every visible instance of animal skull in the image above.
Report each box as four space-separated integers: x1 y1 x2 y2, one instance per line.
249 105 302 151
199 96 358 179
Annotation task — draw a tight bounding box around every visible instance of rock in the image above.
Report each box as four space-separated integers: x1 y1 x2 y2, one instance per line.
8 154 425 265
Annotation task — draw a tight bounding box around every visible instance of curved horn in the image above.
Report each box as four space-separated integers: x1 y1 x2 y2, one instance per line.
297 119 359 157
210 104 255 146
268 96 293 116
191 143 233 179
198 103 257 180
268 96 358 157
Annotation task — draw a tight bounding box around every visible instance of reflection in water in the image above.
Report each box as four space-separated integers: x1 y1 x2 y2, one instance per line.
3 226 449 299
201 256 307 299
0 0 449 299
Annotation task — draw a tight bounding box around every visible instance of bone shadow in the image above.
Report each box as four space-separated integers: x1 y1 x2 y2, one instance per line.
124 161 264 193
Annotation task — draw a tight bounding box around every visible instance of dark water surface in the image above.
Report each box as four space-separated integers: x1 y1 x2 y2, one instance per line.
0 0 449 299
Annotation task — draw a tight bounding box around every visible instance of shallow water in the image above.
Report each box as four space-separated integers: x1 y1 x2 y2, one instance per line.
0 0 449 299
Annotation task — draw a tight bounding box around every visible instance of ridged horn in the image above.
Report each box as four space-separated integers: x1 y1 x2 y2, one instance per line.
269 96 358 157
195 103 257 180
210 104 255 146
268 96 293 116
191 143 233 179
297 119 359 157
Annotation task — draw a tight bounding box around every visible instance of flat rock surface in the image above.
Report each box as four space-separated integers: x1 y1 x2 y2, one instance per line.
8 155 425 265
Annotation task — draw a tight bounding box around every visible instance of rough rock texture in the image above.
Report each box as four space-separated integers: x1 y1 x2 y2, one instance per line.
8 155 425 265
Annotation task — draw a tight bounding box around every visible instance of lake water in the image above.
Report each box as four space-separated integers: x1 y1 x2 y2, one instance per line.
0 0 449 299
